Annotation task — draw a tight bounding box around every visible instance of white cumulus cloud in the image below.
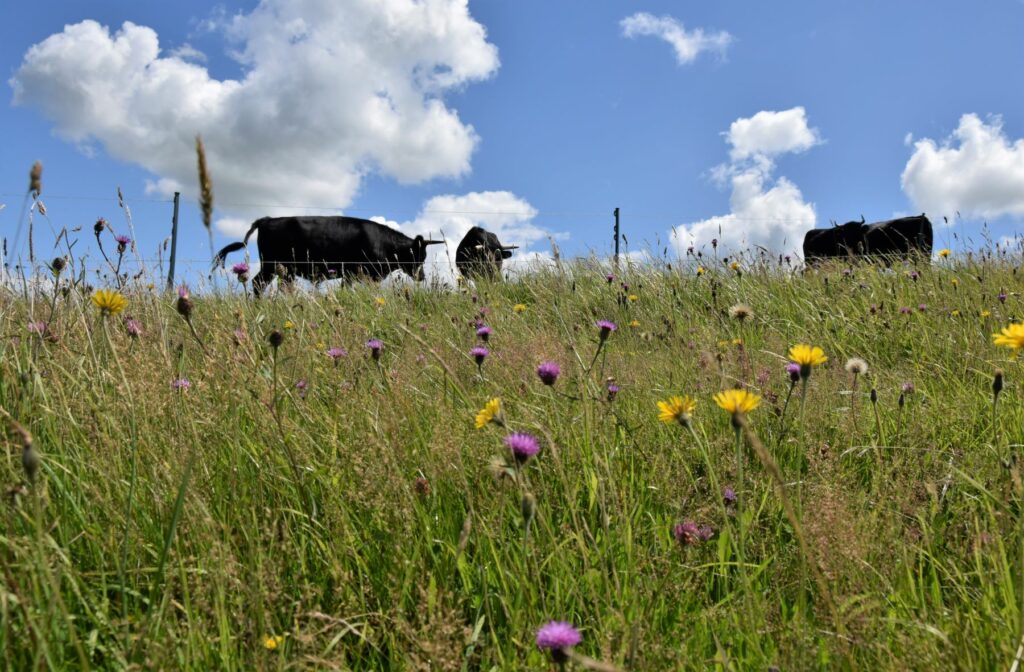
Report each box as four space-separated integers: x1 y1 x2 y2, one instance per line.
671 107 819 257
620 12 732 65
10 0 499 216
902 114 1024 220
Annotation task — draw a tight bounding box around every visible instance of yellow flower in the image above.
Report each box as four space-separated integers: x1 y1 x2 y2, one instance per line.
657 395 696 426
732 338 743 346
92 289 128 316
513 303 527 313
981 310 992 318
696 266 706 276
951 278 959 287
628 294 639 302
263 635 284 651
475 398 502 429
283 320 295 330
788 344 827 368
629 320 641 328
938 248 951 258
950 309 960 317
713 389 761 415
375 297 386 306
993 323 1024 352
729 261 740 271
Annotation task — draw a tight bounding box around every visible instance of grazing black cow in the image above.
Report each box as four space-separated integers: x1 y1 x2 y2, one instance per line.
213 216 443 295
803 214 933 262
455 226 518 280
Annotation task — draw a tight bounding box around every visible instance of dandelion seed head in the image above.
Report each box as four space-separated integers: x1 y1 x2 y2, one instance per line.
844 357 868 375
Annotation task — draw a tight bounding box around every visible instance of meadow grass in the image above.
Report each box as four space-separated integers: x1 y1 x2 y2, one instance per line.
1 253 1023 670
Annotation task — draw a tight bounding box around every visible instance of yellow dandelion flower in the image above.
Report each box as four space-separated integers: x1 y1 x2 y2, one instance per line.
713 388 761 415
993 323 1024 353
475 398 502 429
628 294 639 302
981 310 992 318
92 289 128 316
729 261 740 271
513 303 527 313
283 320 295 330
263 635 284 650
950 309 960 317
657 395 696 426
789 344 827 367
629 319 641 328
146 283 155 291
375 297 386 306
951 278 959 287
696 266 706 276
938 248 951 258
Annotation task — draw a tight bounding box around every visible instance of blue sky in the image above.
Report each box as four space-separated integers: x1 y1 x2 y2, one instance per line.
2 0 1023 279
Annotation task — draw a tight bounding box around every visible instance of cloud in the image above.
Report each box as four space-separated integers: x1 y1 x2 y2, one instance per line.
671 107 819 257
902 114 1024 220
620 12 732 65
10 1 499 215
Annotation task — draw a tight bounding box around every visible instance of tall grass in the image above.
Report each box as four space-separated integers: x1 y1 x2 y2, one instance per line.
0 252 1022 670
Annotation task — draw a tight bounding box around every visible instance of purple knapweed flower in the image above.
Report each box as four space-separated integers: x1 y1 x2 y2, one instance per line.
910 271 920 281
470 345 489 366
723 487 737 506
476 325 492 342
295 379 308 399
673 521 713 546
999 292 1008 303
606 383 620 402
596 320 617 341
327 347 347 362
918 303 927 312
366 339 383 360
536 621 582 657
124 317 142 338
899 306 912 315
231 262 250 281
115 234 131 253
786 362 801 383
504 432 540 463
606 273 615 283
171 378 191 392
536 361 561 386
901 382 915 394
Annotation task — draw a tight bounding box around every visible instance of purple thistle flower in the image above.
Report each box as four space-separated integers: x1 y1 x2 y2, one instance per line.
177 284 189 299
476 325 492 342
470 345 489 366
596 320 617 341
901 382 915 394
673 521 712 546
536 361 561 386
327 347 347 361
606 383 620 402
899 306 912 315
115 234 131 245
504 432 540 463
723 487 737 506
124 317 142 338
366 339 383 360
786 362 801 383
171 378 191 392
998 292 1008 303
918 303 927 312
231 262 250 278
536 621 582 653
606 273 614 283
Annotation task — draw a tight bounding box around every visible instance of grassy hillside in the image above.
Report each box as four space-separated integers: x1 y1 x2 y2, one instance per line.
2 254 1023 670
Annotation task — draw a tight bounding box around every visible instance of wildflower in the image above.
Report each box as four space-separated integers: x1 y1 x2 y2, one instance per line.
27 321 46 336
711 238 718 249
696 266 706 276
513 303 527 313
504 432 540 463
982 310 992 318
788 344 827 379
723 487 737 506
536 361 561 386
536 621 581 662
263 635 284 651
92 289 128 316
94 218 106 235
844 358 868 375
232 262 250 282
366 339 383 360
470 345 489 367
714 389 761 425
475 398 502 429
901 382 915 394
950 309 960 317
171 378 191 392
375 297 386 306
918 304 927 312
729 303 753 321
951 278 959 287
629 319 641 328
606 383 620 402
115 234 131 253
899 306 911 315
175 285 193 319
785 362 801 383
268 330 284 349
327 347 347 362
998 292 1008 303
993 323 1024 354
657 395 696 427
909 271 920 281
628 294 638 302
730 260 740 271
476 325 492 342
124 317 142 338
994 369 1004 397
295 379 308 399
596 320 617 341
606 273 614 283
938 248 951 258
50 257 66 275
673 521 713 546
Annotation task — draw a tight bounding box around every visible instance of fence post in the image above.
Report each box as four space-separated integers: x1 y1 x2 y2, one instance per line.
613 207 620 269
166 192 180 291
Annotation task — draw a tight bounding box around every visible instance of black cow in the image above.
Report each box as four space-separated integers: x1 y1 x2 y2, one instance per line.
213 216 443 295
455 226 518 280
803 214 933 262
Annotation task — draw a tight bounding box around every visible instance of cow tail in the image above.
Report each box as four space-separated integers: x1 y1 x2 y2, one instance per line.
212 218 264 270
